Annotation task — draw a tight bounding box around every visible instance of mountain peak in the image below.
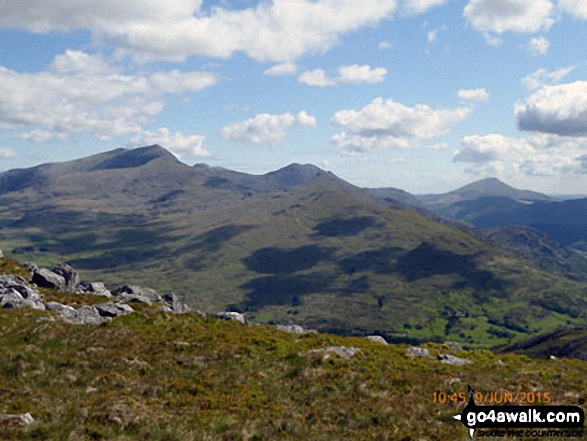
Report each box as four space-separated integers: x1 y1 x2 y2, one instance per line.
449 177 553 201
92 145 179 171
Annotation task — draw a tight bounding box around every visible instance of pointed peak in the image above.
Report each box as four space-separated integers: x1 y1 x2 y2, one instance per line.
92 144 179 171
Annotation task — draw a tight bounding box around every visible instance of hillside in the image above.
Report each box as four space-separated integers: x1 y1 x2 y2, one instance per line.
1 146 587 347
1 257 587 440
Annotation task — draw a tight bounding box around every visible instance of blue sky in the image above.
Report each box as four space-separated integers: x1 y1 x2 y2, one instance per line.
1 0 587 194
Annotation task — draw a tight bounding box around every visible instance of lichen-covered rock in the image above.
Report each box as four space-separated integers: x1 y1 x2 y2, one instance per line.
51 263 80 293
274 324 307 334
366 335 388 345
161 292 191 313
77 281 112 297
95 302 134 318
217 311 246 324
437 354 473 366
113 285 162 304
307 346 361 359
407 347 430 357
32 268 66 290
1 290 45 311
46 302 110 325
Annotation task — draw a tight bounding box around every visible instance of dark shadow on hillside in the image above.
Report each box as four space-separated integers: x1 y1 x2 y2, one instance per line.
395 242 504 291
313 216 377 237
243 244 336 274
182 224 257 271
241 273 332 310
338 247 403 275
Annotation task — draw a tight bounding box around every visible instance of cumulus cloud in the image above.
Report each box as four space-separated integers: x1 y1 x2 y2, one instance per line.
0 148 16 158
128 128 209 158
521 66 575 91
458 88 489 101
298 64 387 87
403 0 447 15
0 50 217 142
0 0 397 62
464 0 554 39
528 36 550 56
515 81 587 136
264 63 298 77
331 97 471 156
220 111 317 145
559 0 587 19
454 133 587 176
378 40 393 49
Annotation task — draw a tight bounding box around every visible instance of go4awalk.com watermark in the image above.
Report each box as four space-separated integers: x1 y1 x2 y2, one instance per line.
451 387 585 438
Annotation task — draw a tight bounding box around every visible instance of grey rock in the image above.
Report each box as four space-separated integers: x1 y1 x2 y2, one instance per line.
1 290 46 311
438 354 473 366
307 346 360 359
32 268 66 290
113 285 162 303
0 249 3 258
1 412 34 426
446 341 464 351
51 264 80 293
118 293 154 305
217 311 246 324
95 302 134 318
161 292 191 313
366 335 388 345
274 324 307 334
407 347 430 357
1 275 41 301
23 262 38 273
47 302 110 325
77 281 112 297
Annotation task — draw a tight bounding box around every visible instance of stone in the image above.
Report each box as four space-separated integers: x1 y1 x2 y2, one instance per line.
95 302 134 318
438 354 473 366
407 347 430 357
77 281 112 297
446 341 464 351
23 262 38 273
113 285 162 303
32 268 66 290
307 346 360 359
1 413 34 426
161 292 191 313
274 324 307 334
1 290 45 311
217 311 246 324
0 249 3 258
46 302 110 325
366 335 388 345
51 263 80 293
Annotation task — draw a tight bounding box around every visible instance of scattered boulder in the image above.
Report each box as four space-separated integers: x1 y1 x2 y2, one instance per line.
95 302 134 318
113 285 162 304
217 311 246 324
1 412 34 426
23 262 38 274
46 302 110 325
32 268 66 290
51 264 80 293
438 354 473 366
407 347 430 357
446 342 464 351
0 249 3 258
1 276 45 310
274 324 307 334
77 281 112 297
1 290 45 311
307 346 360 359
366 335 388 345
160 292 191 313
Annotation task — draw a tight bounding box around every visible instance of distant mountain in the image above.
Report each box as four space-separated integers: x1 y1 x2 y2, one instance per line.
1 146 587 346
500 326 587 361
418 178 587 249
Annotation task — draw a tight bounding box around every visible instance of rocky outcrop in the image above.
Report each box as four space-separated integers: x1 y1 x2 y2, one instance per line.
437 354 473 366
274 324 307 334
366 335 388 345
0 275 45 310
1 412 34 426
307 346 361 359
94 302 134 318
51 264 80 293
407 347 430 357
216 311 246 324
77 281 112 297
112 285 161 305
32 268 66 290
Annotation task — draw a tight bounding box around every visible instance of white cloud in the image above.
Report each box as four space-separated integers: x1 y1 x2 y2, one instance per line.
0 0 398 62
559 0 587 19
331 97 471 156
0 148 16 158
0 51 217 142
428 142 450 150
220 111 317 145
528 36 550 56
378 40 393 49
521 66 574 91
128 128 209 158
454 133 587 176
388 157 405 164
516 81 587 136
298 64 387 87
403 0 447 15
458 88 489 101
264 63 298 77
464 0 554 37
298 69 336 87
427 29 438 43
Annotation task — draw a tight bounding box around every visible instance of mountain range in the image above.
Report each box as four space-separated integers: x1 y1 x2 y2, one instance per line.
1 144 586 347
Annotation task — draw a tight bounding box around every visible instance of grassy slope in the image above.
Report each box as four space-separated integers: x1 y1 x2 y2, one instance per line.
1 154 587 347
1 258 586 441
